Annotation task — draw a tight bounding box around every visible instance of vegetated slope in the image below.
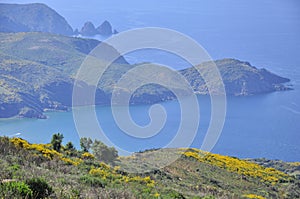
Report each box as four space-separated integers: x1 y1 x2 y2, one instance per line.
0 136 299 198
181 59 290 96
0 51 72 118
0 32 291 118
95 58 291 105
0 32 129 118
0 3 73 35
250 158 300 180
0 32 100 75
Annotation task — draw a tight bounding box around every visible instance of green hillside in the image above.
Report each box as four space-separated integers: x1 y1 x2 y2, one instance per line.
0 136 299 198
0 32 291 119
181 59 290 95
0 32 127 118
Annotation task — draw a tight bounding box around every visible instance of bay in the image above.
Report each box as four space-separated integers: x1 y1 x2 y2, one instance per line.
0 90 299 161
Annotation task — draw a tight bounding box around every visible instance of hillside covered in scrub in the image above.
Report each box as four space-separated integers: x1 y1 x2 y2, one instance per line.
0 31 291 119
0 135 299 198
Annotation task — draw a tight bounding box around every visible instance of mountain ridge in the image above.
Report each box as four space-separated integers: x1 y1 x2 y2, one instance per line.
0 3 73 35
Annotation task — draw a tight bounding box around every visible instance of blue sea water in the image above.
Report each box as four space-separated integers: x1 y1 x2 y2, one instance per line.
0 90 299 161
0 0 299 161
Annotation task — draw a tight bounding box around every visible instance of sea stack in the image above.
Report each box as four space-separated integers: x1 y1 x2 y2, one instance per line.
80 21 97 36
96 20 113 36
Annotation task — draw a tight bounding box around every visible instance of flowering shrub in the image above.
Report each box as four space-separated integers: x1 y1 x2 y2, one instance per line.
243 194 266 199
10 138 62 159
81 152 95 159
89 163 155 187
121 175 155 187
182 148 291 184
10 138 82 166
128 176 155 187
61 157 83 166
89 162 113 180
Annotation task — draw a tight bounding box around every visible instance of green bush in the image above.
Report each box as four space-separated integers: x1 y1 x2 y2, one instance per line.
201 196 215 199
7 163 21 178
0 181 33 198
165 190 186 199
26 177 53 198
71 189 81 198
91 140 118 163
80 175 106 188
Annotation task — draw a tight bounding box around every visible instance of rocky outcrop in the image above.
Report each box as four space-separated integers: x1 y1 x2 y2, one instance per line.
96 20 113 36
79 20 116 36
113 29 119 34
80 21 98 36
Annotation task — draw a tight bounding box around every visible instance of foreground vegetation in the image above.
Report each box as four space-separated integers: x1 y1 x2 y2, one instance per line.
0 135 299 198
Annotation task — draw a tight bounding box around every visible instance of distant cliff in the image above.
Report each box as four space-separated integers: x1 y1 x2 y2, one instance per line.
0 3 73 35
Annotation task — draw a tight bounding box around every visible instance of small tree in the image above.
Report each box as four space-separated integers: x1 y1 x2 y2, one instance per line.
65 141 76 156
65 141 75 151
26 178 53 199
91 140 118 163
80 137 93 152
51 133 64 152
